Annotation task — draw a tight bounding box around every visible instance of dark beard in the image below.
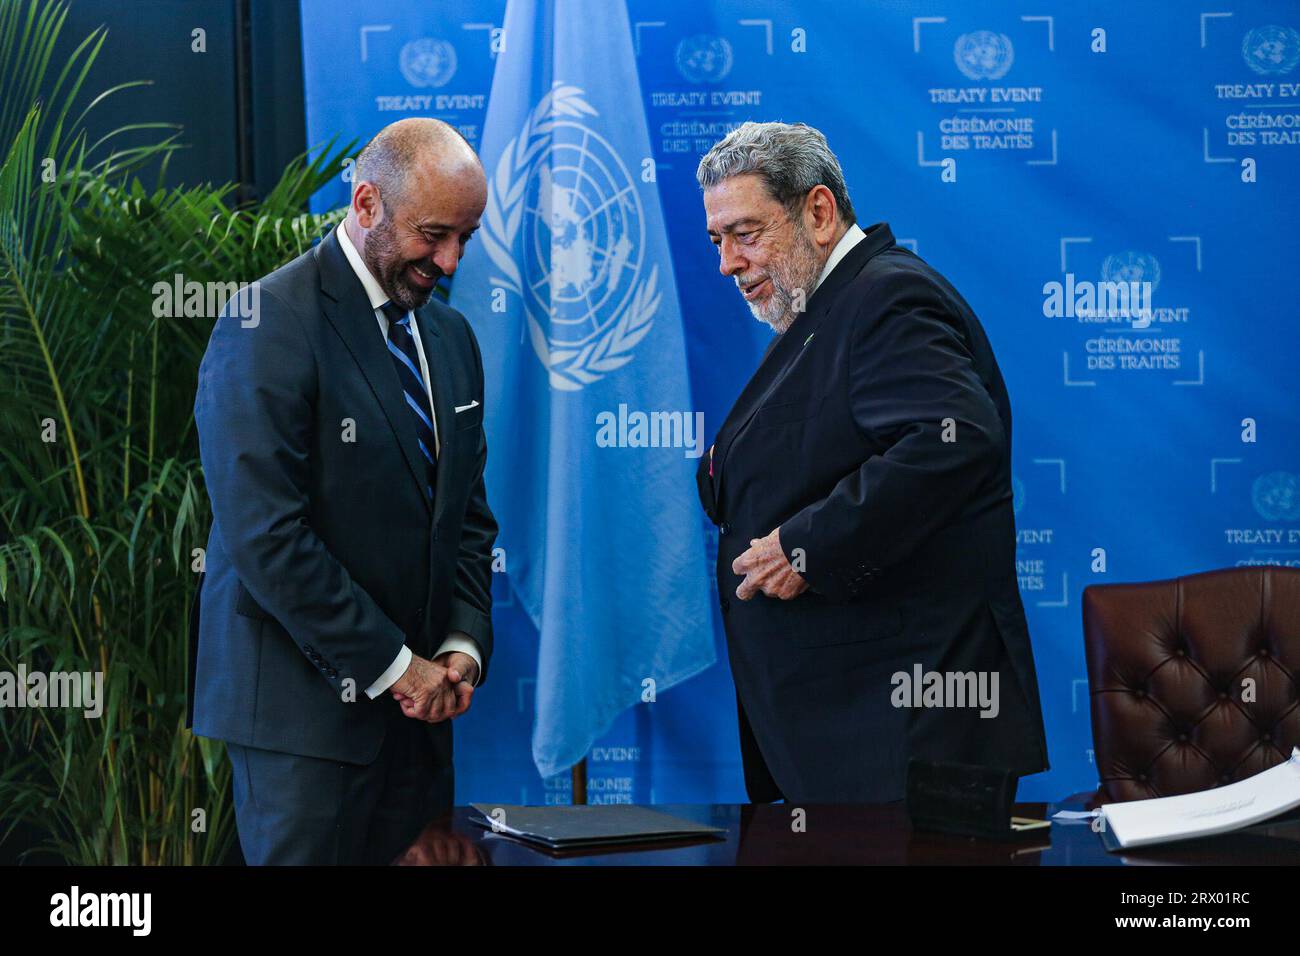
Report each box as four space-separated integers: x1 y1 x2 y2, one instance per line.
362 213 439 312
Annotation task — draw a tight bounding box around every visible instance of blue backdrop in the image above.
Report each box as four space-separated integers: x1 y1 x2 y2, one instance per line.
300 0 1300 804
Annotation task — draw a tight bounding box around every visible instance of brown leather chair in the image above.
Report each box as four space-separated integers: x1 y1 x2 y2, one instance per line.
1083 566 1300 803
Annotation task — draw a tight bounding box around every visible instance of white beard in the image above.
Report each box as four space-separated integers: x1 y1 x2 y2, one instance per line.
742 225 826 334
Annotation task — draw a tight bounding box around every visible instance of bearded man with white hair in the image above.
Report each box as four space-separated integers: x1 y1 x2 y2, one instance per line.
696 121 1048 803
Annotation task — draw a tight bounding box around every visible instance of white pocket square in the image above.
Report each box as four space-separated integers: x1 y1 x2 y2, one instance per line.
454 400 480 413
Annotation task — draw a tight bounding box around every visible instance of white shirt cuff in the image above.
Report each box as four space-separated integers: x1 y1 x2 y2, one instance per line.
365 644 412 699
434 632 483 687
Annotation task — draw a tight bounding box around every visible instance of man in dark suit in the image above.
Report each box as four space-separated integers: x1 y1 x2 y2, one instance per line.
695 122 1048 803
190 119 497 863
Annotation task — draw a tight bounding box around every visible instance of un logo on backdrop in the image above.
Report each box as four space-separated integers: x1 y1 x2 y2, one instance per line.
1242 25 1300 76
954 31 1014 81
675 35 734 84
399 38 458 88
1101 251 1162 294
1253 472 1300 521
482 85 659 391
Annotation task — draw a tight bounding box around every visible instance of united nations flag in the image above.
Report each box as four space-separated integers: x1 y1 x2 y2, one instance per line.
449 0 714 779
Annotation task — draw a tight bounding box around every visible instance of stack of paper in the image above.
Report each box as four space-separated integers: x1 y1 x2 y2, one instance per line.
1101 747 1300 849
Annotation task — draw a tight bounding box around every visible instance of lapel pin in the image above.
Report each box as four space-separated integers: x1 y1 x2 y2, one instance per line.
803 333 815 348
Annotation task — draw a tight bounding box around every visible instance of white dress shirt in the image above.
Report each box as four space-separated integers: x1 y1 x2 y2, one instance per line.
337 221 484 696
814 222 867 295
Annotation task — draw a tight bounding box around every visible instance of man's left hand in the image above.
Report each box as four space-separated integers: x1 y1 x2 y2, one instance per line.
434 651 478 716
392 651 478 718
732 527 808 601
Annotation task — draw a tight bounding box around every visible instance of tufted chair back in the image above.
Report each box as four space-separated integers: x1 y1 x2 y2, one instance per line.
1083 566 1300 803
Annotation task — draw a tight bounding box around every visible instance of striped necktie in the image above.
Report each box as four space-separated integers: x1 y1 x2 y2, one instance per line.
380 300 437 502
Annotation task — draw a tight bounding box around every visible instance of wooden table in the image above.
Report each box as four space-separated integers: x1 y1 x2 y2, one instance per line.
391 800 1300 865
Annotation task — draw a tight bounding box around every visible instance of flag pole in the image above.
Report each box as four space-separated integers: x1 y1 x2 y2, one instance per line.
571 758 588 805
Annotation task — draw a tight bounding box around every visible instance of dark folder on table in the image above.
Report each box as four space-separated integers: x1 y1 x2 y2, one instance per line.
470 803 725 850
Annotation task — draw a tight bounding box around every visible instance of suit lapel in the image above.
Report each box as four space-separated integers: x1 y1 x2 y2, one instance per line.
711 310 826 509
712 222 897 510
316 227 433 516
412 304 455 526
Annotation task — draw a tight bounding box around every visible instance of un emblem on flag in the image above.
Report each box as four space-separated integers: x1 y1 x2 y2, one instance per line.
1253 472 1300 522
675 35 734 84
399 38 458 88
953 31 1014 81
482 84 659 390
1242 25 1300 76
1101 251 1161 294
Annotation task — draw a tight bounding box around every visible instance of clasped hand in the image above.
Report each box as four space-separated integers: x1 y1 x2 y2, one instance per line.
389 651 477 723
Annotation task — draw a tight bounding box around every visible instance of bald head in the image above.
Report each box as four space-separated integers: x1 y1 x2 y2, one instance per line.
355 118 482 210
346 118 487 311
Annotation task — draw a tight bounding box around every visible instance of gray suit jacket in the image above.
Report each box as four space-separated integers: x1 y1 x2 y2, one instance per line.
188 225 496 765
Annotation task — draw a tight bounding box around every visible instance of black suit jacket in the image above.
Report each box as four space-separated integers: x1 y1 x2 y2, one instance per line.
189 225 497 766
699 222 1048 803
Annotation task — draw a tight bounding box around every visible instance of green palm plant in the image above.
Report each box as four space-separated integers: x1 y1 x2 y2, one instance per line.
0 0 350 863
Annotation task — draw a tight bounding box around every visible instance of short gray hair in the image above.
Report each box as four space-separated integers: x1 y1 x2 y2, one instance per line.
696 121 856 226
